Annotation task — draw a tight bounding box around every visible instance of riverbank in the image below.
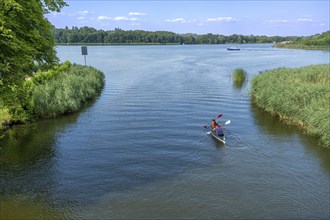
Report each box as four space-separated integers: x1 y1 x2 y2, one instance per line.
273 31 330 51
251 64 330 148
274 43 330 50
0 62 105 136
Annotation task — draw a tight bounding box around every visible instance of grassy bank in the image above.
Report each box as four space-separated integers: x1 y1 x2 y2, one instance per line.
274 44 330 51
274 31 330 51
26 63 104 118
251 64 330 148
0 62 104 132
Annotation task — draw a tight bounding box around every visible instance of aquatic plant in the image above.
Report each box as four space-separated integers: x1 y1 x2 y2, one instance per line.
232 68 248 89
232 68 247 82
251 64 330 148
28 64 104 118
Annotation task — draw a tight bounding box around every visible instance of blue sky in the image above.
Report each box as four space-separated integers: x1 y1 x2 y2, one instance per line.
46 0 330 36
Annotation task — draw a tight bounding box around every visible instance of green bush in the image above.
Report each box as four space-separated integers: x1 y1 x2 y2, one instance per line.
28 64 104 118
232 68 247 82
251 64 330 148
0 108 11 130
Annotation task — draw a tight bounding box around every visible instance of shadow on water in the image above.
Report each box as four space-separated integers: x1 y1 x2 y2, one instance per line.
0 97 99 168
250 102 330 173
0 100 97 219
0 113 78 168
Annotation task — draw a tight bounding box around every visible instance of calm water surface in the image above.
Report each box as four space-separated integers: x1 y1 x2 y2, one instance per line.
1 44 329 219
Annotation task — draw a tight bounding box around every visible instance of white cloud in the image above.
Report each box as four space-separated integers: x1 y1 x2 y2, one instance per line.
77 10 89 16
166 18 188 23
297 18 313 22
206 17 238 22
114 16 130 21
129 22 141 26
128 12 147 16
69 10 89 17
269 19 289 24
77 17 85 20
114 16 140 21
98 16 112 21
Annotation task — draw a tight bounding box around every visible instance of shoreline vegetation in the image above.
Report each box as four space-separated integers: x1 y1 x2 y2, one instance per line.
251 64 330 148
274 31 330 50
0 62 105 136
52 27 329 50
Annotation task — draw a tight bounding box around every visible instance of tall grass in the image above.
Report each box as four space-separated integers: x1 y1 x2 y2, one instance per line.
251 64 330 148
29 64 104 118
232 68 248 88
232 68 247 82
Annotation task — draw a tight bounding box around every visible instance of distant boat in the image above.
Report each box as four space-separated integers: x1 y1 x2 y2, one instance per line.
227 47 240 51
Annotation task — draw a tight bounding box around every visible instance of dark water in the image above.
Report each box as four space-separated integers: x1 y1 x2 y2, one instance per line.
1 44 329 219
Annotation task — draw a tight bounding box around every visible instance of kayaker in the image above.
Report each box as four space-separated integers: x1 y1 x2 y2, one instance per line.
216 125 224 137
211 119 217 129
213 123 219 132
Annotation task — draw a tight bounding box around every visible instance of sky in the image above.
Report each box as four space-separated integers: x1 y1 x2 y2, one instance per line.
45 0 330 36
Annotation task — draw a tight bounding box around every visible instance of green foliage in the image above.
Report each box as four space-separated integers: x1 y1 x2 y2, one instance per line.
0 108 11 130
52 26 296 45
25 60 71 92
28 64 104 118
0 62 104 132
251 64 330 148
275 31 330 50
232 68 247 82
0 0 66 79
232 68 248 88
0 0 68 124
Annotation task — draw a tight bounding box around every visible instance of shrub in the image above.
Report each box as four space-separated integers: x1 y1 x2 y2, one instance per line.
0 108 11 130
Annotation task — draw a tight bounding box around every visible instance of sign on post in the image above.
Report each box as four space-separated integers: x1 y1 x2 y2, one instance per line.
81 46 88 65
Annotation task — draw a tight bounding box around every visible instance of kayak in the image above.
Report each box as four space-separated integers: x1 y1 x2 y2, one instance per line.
206 118 230 144
209 130 226 144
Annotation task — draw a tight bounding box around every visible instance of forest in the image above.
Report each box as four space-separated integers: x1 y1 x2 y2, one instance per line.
52 26 297 45
275 31 330 50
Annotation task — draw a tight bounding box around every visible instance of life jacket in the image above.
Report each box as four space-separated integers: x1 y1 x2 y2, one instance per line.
217 126 223 135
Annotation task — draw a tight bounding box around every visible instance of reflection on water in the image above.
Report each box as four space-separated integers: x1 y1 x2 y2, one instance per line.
0 107 86 219
0 196 67 220
0 113 79 168
232 79 246 89
251 102 330 173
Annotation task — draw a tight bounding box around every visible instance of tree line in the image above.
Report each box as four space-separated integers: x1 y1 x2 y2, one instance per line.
52 26 297 45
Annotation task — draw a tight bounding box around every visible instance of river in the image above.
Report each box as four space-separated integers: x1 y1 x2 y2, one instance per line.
1 44 329 219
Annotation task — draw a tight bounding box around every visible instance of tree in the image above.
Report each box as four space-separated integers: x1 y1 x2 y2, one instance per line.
0 0 67 78
0 0 67 122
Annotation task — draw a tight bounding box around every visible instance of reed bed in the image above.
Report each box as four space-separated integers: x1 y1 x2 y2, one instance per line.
251 64 330 148
29 64 104 118
232 68 247 82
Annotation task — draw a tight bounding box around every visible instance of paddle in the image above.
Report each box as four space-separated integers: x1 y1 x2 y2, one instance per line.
204 114 222 128
223 120 231 125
